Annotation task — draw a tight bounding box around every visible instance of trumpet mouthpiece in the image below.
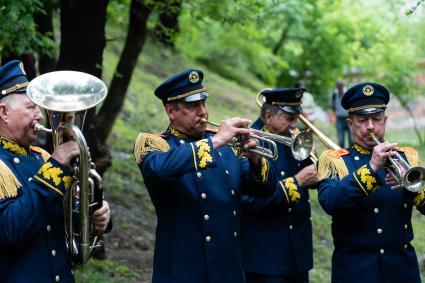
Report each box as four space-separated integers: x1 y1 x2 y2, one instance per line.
34 123 53 133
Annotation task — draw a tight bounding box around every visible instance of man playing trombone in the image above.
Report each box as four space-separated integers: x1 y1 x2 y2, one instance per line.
317 82 425 283
241 88 318 283
0 60 111 282
134 69 277 283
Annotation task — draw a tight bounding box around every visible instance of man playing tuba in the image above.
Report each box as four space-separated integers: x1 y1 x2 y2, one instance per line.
0 60 111 283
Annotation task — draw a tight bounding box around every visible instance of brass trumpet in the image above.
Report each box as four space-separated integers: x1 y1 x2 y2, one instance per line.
201 118 314 161
201 118 278 160
370 133 425 192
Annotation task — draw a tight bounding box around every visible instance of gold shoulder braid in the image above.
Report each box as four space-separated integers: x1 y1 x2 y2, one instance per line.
317 149 350 181
30 146 51 162
134 133 170 164
0 160 22 200
397 146 421 167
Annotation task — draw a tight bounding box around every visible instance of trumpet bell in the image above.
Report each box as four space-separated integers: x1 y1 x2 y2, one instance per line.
403 166 425 192
292 130 314 161
27 71 107 112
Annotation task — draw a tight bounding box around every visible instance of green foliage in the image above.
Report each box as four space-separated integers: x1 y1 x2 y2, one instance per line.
0 0 56 57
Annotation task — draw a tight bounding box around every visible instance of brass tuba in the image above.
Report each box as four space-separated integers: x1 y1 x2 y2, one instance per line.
27 71 108 268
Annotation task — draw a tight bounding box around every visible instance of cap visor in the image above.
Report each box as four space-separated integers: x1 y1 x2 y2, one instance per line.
182 92 209 102
351 108 385 115
279 105 302 114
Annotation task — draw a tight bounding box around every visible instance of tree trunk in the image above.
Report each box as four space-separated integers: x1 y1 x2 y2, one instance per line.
272 24 291 55
154 0 182 48
96 0 153 143
34 2 57 74
57 0 111 174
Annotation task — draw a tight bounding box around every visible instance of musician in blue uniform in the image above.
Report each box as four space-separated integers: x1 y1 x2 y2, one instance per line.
134 69 276 283
0 60 111 283
241 88 318 283
317 82 425 283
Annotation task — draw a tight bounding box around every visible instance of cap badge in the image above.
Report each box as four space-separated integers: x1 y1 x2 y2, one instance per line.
188 71 199 84
19 62 26 76
362 85 374 96
295 91 303 98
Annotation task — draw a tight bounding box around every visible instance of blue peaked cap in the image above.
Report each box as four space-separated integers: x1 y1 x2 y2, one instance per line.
341 82 390 115
261 88 305 114
0 60 29 99
154 69 209 105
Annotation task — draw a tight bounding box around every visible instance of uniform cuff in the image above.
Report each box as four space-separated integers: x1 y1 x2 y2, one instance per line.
413 189 425 207
190 138 216 170
353 163 381 196
33 157 73 197
279 177 301 204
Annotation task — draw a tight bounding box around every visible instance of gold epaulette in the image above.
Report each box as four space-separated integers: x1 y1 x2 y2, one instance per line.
397 146 421 167
317 149 350 181
0 160 22 200
133 133 170 164
30 146 51 162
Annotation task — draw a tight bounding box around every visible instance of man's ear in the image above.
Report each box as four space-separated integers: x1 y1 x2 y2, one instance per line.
165 104 175 121
264 110 272 125
0 103 9 124
346 117 352 131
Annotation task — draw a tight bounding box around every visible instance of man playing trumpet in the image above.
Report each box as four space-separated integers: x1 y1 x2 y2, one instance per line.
317 82 425 283
0 60 111 282
241 88 318 283
134 69 277 283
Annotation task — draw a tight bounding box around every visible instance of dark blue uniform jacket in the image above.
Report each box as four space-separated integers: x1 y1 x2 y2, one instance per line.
136 128 275 283
241 124 313 276
0 137 74 283
318 144 425 283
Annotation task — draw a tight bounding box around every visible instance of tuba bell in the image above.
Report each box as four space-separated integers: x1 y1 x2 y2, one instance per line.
27 71 108 268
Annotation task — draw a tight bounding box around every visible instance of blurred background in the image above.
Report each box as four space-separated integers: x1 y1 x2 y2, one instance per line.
2 0 425 282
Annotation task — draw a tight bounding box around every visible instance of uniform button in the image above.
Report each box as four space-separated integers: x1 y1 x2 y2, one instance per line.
225 170 229 175
28 177 32 182
374 208 379 214
233 210 237 216
201 193 207 199
288 207 292 213
404 224 408 230
51 250 56 256
380 249 384 254
308 199 310 203
297 163 301 167
354 156 360 160
289 225 293 230
231 190 235 196
179 140 185 144
206 235 211 242
234 232 237 237
13 157 20 163
55 275 60 282
309 217 312 221
46 225 52 232
197 172 202 178
204 214 209 221
377 228 383 234
404 203 408 209
404 244 408 249
281 171 285 176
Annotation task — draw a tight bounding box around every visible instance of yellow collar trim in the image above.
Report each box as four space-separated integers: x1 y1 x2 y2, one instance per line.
352 143 371 155
0 137 28 156
167 125 188 138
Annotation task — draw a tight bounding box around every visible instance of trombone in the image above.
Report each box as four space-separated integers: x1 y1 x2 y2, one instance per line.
370 133 425 192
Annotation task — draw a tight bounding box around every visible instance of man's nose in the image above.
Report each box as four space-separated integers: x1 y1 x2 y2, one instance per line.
35 106 44 121
366 118 375 129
